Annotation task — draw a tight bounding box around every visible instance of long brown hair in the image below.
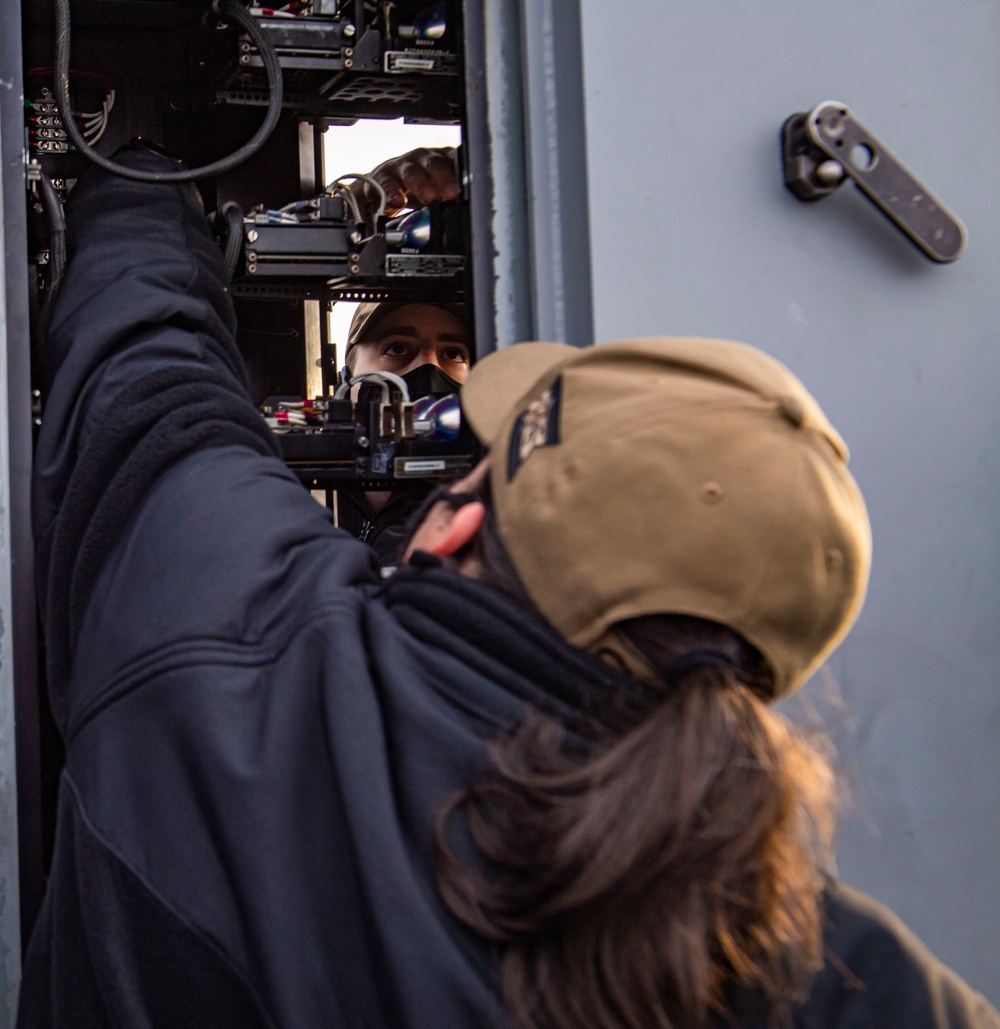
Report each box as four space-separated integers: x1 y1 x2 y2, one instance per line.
436 501 836 1029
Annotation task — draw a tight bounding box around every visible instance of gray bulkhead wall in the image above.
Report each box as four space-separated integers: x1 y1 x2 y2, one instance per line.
567 0 1000 1006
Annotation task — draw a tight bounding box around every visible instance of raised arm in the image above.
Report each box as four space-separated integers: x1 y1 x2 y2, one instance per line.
31 143 352 733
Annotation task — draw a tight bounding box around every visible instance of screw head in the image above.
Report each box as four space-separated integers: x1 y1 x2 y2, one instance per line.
815 159 846 187
819 113 845 139
246 228 259 243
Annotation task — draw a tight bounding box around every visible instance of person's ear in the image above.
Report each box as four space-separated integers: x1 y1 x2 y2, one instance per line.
426 500 485 557
404 458 492 563
406 499 486 560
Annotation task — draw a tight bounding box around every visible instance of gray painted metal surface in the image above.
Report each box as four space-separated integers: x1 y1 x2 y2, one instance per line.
518 0 594 347
0 100 23 1029
578 0 1000 1005
462 0 503 360
480 0 532 352
3 0 41 1018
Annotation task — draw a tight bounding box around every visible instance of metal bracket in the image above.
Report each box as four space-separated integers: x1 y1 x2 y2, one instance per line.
782 101 966 263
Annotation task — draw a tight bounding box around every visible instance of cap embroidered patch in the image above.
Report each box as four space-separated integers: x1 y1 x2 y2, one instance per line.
507 377 562 480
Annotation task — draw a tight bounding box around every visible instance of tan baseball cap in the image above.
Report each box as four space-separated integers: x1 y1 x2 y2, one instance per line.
460 337 871 697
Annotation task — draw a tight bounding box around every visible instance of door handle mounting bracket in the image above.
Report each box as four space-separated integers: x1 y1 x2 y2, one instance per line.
781 101 966 263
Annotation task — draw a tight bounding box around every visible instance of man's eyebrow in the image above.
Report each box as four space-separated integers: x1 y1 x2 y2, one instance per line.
367 326 468 346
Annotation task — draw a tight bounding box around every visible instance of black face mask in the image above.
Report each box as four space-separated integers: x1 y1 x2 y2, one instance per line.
401 362 463 398
356 363 463 404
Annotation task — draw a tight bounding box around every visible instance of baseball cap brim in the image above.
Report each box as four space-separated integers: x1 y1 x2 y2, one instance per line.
461 341 578 444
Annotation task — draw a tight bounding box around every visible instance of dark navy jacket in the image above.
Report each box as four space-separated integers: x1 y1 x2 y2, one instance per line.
19 148 1000 1028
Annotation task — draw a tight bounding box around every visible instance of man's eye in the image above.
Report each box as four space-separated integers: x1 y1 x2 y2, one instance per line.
442 347 470 364
380 340 412 357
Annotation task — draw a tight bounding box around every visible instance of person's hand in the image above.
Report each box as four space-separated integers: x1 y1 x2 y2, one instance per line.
352 146 459 216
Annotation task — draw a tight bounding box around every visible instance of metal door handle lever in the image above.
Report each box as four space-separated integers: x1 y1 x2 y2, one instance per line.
782 101 966 263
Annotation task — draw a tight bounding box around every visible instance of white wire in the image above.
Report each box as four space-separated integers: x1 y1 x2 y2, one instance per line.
82 112 105 140
326 173 388 220
333 371 411 402
330 183 363 226
81 90 114 145
96 92 116 140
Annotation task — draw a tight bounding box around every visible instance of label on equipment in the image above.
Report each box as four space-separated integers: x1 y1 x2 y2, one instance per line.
385 254 465 277
401 460 447 474
388 55 435 71
384 51 457 74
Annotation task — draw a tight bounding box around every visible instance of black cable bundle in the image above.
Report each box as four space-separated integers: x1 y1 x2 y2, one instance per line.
36 170 67 345
209 201 247 284
53 0 284 183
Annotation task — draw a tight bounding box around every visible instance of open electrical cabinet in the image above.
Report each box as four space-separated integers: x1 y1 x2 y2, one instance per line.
3 0 497 963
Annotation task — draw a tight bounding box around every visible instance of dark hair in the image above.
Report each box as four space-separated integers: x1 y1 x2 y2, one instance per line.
436 496 836 1029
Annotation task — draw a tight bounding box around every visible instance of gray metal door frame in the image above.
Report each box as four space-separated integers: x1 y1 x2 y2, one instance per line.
1 0 38 1021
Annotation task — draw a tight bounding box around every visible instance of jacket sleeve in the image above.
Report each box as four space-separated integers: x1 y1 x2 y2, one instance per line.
31 144 371 736
796 879 1000 1029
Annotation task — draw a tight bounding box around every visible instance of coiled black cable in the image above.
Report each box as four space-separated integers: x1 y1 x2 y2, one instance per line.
54 0 284 183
